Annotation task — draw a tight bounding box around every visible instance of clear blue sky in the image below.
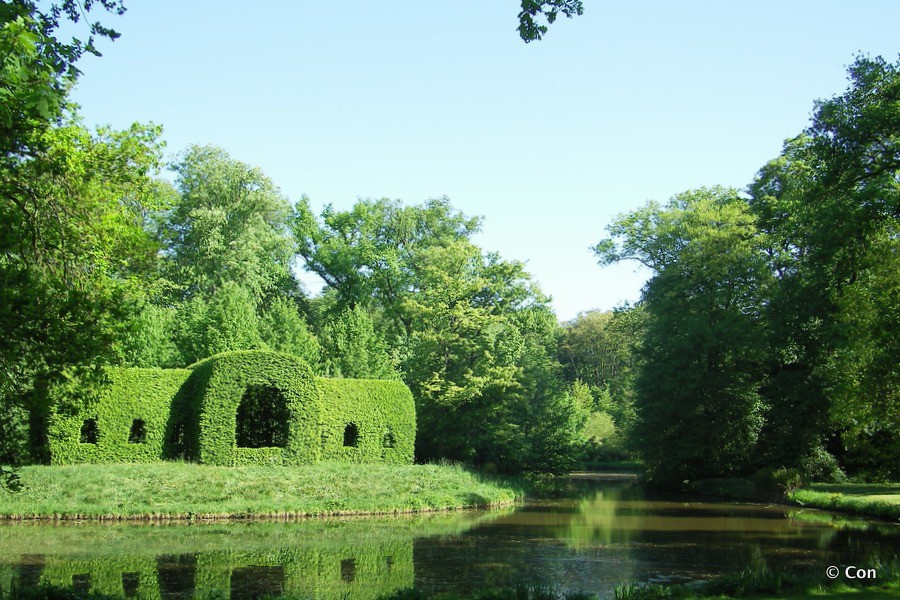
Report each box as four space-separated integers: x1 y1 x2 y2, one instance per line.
68 1 900 321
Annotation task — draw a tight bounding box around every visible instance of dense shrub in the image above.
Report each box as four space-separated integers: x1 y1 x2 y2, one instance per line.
189 351 320 466
40 351 416 467
46 369 193 465
317 378 415 464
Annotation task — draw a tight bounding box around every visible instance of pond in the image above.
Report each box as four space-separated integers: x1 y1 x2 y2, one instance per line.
1 475 897 599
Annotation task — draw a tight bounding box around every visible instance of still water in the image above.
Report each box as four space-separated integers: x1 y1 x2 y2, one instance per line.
1 475 897 599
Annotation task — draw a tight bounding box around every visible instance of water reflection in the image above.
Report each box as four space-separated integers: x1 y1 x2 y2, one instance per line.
0 512 498 599
410 479 899 596
0 478 897 599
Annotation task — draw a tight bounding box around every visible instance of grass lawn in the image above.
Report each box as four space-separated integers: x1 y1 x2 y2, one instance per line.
0 462 524 520
788 482 900 522
805 483 900 503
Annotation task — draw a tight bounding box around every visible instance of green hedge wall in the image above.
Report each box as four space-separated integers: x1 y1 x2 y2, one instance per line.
191 351 320 466
316 378 415 465
46 368 193 465
40 351 416 467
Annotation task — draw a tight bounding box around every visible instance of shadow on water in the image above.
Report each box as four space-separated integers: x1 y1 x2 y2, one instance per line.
0 476 897 599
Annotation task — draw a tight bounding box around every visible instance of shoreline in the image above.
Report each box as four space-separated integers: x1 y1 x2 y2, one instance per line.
0 500 518 524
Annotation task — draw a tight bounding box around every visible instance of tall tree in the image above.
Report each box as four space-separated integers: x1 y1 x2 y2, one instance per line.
160 145 297 303
1 119 165 465
596 187 771 484
296 198 581 472
748 56 900 478
293 196 480 339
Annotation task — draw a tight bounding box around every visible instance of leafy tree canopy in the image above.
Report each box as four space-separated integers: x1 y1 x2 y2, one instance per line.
518 0 584 42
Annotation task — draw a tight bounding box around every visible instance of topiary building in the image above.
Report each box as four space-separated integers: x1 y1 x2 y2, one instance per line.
33 350 415 466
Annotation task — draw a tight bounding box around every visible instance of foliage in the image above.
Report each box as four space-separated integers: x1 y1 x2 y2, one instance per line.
159 145 296 303
37 350 415 468
751 467 802 498
316 378 416 465
118 303 181 368
559 308 643 437
293 196 481 339
120 145 321 371
1 119 166 472
518 1 584 43
44 367 192 464
593 57 899 483
596 187 771 484
188 351 320 466
0 0 124 160
172 281 265 365
319 306 396 379
258 297 321 368
297 199 582 474
748 55 900 479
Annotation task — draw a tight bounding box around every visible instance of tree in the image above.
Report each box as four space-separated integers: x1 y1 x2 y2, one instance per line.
559 308 644 461
319 306 395 379
160 145 297 303
293 196 480 339
1 1 131 484
1 0 125 162
559 308 641 423
126 146 319 369
596 187 771 484
748 56 900 479
296 198 581 473
518 1 584 42
258 297 321 369
0 119 165 469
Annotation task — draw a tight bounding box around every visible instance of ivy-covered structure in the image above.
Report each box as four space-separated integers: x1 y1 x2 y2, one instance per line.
34 351 415 466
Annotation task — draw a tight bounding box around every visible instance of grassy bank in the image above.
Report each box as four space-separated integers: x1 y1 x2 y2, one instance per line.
683 478 899 523
0 462 524 520
788 482 900 522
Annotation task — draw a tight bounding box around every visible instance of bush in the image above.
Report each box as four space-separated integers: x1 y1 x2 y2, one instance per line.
39 351 416 467
317 378 415 465
752 467 802 498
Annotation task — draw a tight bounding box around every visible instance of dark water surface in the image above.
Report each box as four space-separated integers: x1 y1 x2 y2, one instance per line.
1 476 897 598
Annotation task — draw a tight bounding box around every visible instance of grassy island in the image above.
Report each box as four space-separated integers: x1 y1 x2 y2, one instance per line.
0 462 523 521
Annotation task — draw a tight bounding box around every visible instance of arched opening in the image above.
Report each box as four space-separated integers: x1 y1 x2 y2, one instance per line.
236 385 289 448
128 419 146 444
80 419 98 444
342 423 359 448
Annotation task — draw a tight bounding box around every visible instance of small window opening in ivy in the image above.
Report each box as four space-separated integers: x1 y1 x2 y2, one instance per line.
80 419 98 444
236 385 289 448
128 419 146 444
343 423 359 448
382 429 395 448
341 558 356 582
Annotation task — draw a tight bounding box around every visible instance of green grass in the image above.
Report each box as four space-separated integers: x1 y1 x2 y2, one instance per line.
0 462 525 520
788 483 900 522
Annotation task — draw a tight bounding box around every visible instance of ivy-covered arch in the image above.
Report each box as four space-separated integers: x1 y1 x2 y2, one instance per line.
190 351 320 466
